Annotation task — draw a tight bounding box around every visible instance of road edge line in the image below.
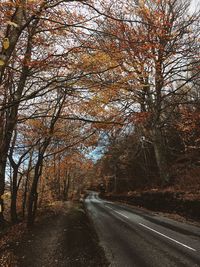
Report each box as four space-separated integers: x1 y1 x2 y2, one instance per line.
139 223 196 252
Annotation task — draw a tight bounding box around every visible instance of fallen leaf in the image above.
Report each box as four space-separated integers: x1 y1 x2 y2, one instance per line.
3 38 9 50
0 59 5 66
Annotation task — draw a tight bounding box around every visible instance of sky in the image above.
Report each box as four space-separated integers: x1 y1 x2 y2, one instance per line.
191 0 200 11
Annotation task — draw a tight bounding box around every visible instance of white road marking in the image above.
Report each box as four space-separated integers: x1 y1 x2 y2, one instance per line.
105 204 197 252
115 210 129 219
105 205 113 210
139 223 196 252
105 205 129 219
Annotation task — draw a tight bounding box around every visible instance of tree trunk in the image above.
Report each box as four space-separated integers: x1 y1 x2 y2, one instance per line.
0 11 36 224
27 94 66 226
27 190 38 227
113 164 117 193
22 177 28 218
27 153 43 227
10 168 18 223
22 153 32 218
63 172 70 201
27 147 47 227
0 197 4 226
27 176 39 227
0 4 29 223
0 156 6 225
38 181 45 208
58 156 61 199
153 129 170 185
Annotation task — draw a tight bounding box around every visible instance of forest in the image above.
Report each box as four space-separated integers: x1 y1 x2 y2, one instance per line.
0 0 200 230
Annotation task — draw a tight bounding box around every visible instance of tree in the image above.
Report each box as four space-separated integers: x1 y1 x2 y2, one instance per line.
77 0 200 185
0 0 97 224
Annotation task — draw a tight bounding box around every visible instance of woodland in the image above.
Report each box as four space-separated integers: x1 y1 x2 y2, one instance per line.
0 0 200 229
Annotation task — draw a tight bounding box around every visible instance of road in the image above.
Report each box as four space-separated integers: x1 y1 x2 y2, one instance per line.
85 192 200 267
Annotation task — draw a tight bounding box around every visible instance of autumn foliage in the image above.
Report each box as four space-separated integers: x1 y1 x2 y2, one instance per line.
0 0 200 227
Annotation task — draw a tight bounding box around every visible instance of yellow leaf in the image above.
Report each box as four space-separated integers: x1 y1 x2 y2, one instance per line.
3 38 10 50
0 59 5 66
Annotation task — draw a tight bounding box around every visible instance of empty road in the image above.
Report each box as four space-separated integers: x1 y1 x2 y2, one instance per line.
85 192 200 267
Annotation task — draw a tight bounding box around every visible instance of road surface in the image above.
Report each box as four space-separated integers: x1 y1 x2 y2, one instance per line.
85 192 200 267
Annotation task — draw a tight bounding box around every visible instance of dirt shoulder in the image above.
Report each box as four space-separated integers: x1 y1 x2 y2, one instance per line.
0 201 109 267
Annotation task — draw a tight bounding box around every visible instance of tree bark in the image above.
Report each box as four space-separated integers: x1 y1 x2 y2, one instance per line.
22 175 28 218
152 128 170 185
10 167 18 223
63 170 70 201
0 7 39 223
0 153 7 225
27 152 43 227
27 94 66 226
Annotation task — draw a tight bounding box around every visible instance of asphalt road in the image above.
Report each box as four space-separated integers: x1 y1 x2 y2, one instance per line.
85 192 200 267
